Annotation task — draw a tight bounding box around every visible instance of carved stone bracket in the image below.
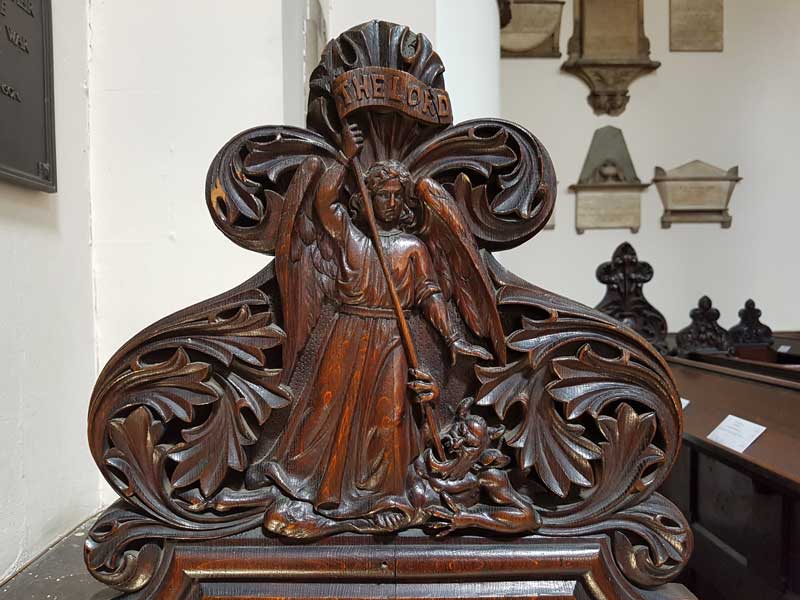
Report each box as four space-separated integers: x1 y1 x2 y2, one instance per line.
729 299 773 347
676 295 731 355
85 20 690 600
562 0 660 115
595 242 668 354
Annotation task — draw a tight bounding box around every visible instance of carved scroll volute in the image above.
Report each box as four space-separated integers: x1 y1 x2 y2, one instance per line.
87 20 689 598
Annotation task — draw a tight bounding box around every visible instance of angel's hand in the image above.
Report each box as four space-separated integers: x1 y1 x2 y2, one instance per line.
449 338 493 366
342 122 364 160
408 368 440 405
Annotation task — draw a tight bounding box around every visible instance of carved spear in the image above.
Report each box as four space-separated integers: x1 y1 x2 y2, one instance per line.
343 119 447 462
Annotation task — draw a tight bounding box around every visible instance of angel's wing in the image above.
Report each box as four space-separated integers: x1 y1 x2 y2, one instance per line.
416 177 507 365
275 157 343 377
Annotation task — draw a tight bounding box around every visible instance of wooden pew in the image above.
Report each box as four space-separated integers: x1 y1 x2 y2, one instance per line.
661 357 800 600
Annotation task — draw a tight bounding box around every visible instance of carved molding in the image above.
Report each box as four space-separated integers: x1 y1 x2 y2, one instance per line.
86 20 689 599
676 295 731 355
595 242 668 354
562 0 660 115
729 299 773 347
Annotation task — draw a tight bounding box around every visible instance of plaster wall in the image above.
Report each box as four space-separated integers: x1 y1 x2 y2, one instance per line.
323 0 436 42
436 0 501 122
500 0 800 331
0 0 100 580
89 0 288 503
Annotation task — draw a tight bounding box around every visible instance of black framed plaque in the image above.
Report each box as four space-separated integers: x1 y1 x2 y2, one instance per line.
0 0 56 192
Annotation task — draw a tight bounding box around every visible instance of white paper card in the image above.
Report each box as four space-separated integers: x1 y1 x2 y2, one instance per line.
778 345 792 353
707 415 766 453
680 398 690 410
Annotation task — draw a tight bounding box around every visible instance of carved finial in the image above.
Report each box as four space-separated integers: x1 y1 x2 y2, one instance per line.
729 299 773 346
676 295 731 355
595 242 667 353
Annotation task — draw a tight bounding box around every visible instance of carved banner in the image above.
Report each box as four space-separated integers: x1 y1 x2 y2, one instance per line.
333 66 452 125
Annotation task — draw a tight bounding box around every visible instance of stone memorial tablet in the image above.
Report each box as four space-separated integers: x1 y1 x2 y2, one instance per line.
501 0 565 58
653 160 740 228
670 0 723 52
570 126 648 234
0 0 56 192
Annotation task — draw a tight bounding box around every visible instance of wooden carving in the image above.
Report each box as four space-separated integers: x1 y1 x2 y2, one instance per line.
595 242 668 354
676 295 731 355
85 21 690 599
729 299 773 347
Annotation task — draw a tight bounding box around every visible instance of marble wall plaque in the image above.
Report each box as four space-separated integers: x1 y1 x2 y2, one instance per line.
670 0 723 52
571 127 647 233
653 160 740 228
501 0 565 58
575 190 641 234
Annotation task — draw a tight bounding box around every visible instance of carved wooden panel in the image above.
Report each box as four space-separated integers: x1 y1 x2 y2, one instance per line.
85 20 690 599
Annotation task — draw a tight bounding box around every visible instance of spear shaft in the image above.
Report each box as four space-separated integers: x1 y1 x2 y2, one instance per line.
346 141 447 463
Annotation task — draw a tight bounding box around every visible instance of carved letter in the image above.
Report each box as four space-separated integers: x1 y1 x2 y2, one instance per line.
421 89 436 117
353 73 371 101
407 83 421 107
436 92 451 119
371 73 385 99
389 75 403 101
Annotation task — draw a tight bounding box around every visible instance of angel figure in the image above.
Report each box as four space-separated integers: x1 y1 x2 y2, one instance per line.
246 124 505 537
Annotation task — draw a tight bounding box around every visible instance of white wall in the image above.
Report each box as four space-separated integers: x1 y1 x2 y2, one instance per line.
0 0 100 580
500 0 800 331
90 0 285 382
323 0 436 42
89 0 291 502
436 0 501 121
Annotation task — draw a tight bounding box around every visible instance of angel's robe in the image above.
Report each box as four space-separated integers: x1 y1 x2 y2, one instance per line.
262 199 453 520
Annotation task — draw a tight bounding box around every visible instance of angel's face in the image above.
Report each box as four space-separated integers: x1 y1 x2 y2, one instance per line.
372 179 404 226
